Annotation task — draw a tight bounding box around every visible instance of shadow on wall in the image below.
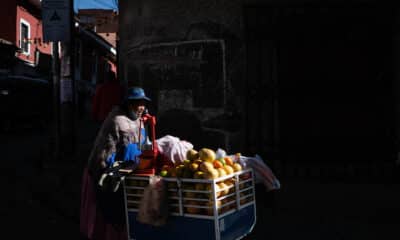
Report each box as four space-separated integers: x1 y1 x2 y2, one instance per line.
157 109 203 147
157 109 226 150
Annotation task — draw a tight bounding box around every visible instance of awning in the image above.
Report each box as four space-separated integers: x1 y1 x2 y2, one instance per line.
0 38 20 52
78 26 117 62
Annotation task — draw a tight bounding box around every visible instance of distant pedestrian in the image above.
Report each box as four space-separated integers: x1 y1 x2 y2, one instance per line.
91 71 123 123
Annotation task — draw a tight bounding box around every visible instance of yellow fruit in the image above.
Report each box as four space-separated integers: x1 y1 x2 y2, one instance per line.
205 184 221 198
186 149 199 161
193 171 205 179
198 148 216 162
224 180 234 193
204 168 219 179
232 163 243 172
199 161 214 173
224 165 234 175
193 159 203 165
217 168 227 178
175 164 185 177
189 162 199 172
218 182 229 196
183 159 191 167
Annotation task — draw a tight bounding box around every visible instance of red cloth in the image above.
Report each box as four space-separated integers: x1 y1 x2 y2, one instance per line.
92 80 122 122
80 168 128 240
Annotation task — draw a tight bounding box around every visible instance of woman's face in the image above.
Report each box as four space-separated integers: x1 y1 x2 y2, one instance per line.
128 100 146 118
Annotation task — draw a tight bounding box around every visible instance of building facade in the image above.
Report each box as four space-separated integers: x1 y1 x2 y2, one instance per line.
0 0 52 67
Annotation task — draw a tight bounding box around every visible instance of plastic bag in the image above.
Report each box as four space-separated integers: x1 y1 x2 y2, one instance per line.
156 135 193 165
215 148 227 159
137 175 168 226
231 154 281 192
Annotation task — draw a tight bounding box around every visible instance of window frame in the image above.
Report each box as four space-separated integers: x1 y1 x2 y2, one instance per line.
20 18 31 55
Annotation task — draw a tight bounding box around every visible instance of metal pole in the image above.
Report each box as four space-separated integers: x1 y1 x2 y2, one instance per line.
52 41 60 161
70 0 76 156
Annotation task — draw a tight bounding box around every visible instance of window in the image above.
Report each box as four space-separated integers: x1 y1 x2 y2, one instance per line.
20 19 30 55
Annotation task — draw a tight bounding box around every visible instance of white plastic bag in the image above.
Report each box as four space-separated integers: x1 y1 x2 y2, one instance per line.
232 154 281 192
156 135 193 165
215 148 227 159
137 175 168 226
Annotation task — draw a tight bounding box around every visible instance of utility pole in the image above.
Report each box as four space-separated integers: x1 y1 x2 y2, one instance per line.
42 0 74 162
59 0 76 159
52 41 60 161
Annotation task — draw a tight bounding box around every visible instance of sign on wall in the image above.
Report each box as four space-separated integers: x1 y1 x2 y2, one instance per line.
42 0 70 42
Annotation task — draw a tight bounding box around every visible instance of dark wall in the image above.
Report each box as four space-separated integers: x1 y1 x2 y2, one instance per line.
245 5 396 165
119 0 398 168
0 0 17 43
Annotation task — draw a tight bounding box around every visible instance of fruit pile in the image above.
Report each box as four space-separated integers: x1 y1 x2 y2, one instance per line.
124 148 255 217
159 148 243 179
159 148 253 216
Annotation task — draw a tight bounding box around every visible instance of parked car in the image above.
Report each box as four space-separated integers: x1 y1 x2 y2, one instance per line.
0 74 52 133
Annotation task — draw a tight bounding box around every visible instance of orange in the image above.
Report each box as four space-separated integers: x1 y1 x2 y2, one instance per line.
224 157 233 166
213 159 223 168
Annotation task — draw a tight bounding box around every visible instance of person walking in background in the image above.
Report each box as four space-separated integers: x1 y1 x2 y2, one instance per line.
92 71 123 123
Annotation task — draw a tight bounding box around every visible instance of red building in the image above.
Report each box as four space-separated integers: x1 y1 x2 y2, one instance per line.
0 0 52 66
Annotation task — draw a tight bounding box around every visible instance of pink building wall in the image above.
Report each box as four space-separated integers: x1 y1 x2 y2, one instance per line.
16 4 52 64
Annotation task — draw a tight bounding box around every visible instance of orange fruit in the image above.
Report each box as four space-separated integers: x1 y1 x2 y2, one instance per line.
213 160 224 168
224 157 234 166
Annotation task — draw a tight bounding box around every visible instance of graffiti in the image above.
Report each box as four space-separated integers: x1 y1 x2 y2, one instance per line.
126 39 226 110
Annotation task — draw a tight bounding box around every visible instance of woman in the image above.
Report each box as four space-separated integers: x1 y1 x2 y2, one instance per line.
80 87 151 240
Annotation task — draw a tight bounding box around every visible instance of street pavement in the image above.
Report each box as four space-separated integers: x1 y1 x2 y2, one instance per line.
6 117 400 240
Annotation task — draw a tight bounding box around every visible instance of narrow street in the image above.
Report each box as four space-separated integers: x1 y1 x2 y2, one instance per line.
3 1 400 240
7 123 400 239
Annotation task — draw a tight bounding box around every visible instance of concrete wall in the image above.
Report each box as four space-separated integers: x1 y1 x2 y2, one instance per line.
119 0 245 152
119 0 399 164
